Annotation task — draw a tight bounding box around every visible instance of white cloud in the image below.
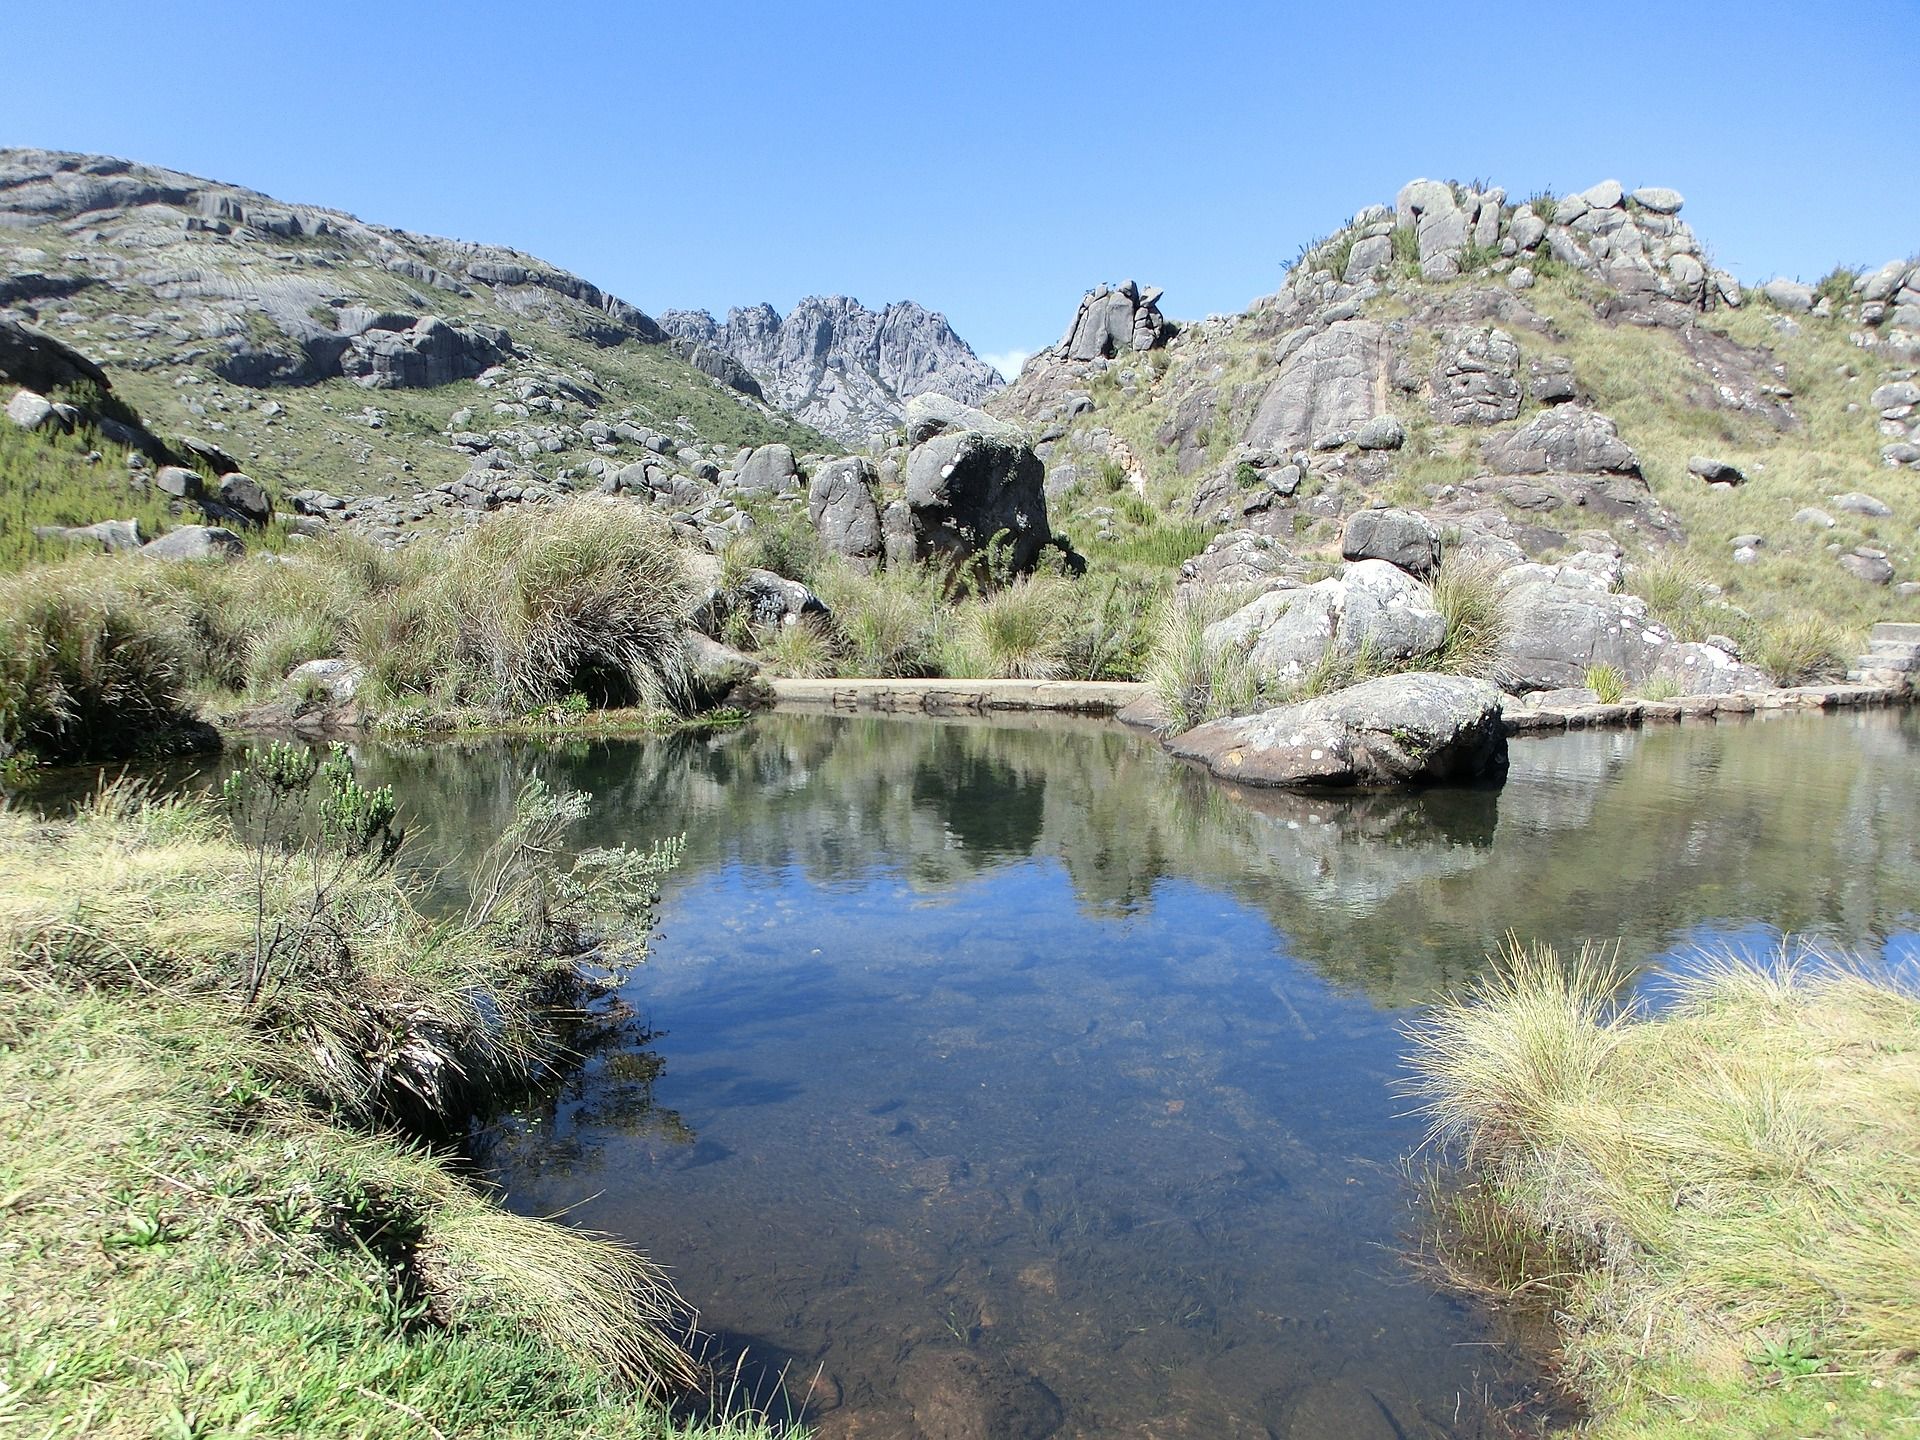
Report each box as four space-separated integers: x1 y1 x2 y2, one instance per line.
981 348 1032 381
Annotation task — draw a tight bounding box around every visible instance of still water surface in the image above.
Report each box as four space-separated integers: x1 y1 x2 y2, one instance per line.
353 710 1920 1439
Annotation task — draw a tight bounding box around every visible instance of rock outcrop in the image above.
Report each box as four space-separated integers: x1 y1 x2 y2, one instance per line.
807 456 884 571
1204 560 1447 682
659 297 1002 446
1170 674 1509 788
897 428 1053 575
1060 280 1172 360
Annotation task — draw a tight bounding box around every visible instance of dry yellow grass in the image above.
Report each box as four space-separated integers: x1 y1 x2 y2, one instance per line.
1405 938 1920 1434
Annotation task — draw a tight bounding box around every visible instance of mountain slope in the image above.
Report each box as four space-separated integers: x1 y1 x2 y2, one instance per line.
660 296 1001 447
0 147 833 544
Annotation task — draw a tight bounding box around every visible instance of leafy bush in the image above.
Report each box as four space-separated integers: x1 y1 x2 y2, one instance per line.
1814 265 1861 309
1061 574 1161 681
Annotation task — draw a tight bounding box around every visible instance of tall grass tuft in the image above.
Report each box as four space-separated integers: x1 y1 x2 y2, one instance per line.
1145 591 1270 733
1755 614 1847 685
0 563 187 761
953 574 1072 678
1424 556 1509 679
810 561 946 678
1405 936 1920 1417
357 501 693 713
760 615 838 678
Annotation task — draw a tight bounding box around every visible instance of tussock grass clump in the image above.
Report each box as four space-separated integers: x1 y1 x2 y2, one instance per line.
952 574 1073 678
760 615 838 678
0 563 188 761
809 561 947 678
1425 556 1509 679
1626 551 1729 642
1405 937 1920 1432
0 769 752 1435
1145 591 1270 733
1756 614 1848 686
424 502 692 713
1583 662 1627 704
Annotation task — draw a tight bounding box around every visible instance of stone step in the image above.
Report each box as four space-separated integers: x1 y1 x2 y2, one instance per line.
1866 642 1920 663
1856 653 1920 673
1869 621 1920 645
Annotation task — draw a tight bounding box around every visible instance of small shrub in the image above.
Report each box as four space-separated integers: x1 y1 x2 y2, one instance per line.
1390 225 1421 267
1096 457 1130 494
1062 574 1161 681
743 506 823 584
1629 552 1726 642
1524 191 1558 225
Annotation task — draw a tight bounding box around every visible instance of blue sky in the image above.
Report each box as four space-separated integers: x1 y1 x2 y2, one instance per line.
5 0 1915 376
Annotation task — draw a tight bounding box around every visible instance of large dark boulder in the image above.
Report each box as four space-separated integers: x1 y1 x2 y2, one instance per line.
1169 674 1508 788
0 317 109 394
903 429 1052 574
215 473 273 527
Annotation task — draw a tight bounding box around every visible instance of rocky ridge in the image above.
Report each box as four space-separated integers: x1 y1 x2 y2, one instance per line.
992 174 1918 651
659 297 1002 448
0 148 853 549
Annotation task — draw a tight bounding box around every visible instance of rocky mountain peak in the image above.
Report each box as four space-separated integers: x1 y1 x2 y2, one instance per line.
659 296 1002 447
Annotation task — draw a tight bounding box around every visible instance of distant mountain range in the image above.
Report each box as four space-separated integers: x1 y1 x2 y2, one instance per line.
661 298 1002 446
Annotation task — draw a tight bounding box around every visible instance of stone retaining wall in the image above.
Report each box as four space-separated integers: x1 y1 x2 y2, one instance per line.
766 678 1148 716
1503 682 1910 735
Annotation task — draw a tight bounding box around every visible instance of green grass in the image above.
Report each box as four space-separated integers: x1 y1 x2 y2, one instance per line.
1405 938 1920 1439
1584 662 1627 704
1144 589 1272 733
0 777 786 1438
949 574 1073 678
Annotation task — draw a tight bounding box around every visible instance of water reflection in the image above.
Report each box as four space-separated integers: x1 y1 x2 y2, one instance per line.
53 710 1912 1437
360 708 1920 1006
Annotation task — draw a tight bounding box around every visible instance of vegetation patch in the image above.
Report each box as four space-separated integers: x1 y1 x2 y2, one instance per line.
1405 939 1920 1438
0 759 789 1436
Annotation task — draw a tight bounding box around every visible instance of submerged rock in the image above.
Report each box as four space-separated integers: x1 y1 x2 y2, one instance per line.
1169 674 1508 789
897 1345 1064 1440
